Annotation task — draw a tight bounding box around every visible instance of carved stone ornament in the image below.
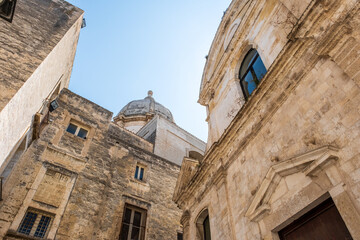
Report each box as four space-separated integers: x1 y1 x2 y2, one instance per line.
245 145 339 222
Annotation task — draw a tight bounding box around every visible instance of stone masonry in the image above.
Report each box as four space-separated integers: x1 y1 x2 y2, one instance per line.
0 89 182 239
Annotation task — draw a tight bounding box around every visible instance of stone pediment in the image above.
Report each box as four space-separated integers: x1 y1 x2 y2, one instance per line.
246 145 339 222
173 157 199 203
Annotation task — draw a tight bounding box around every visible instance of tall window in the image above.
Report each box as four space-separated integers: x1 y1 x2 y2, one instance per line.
134 165 145 181
203 216 211 240
239 49 267 99
196 209 211 240
18 209 53 238
119 205 147 240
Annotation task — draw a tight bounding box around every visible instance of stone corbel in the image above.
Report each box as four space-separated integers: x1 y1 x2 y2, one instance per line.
246 145 339 222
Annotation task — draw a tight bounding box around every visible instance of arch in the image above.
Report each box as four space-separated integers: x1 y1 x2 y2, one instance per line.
195 208 211 240
239 48 267 99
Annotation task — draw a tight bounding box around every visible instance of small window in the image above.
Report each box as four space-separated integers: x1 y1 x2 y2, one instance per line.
177 232 183 240
66 123 88 139
134 165 145 181
119 205 147 240
18 209 53 238
239 49 267 99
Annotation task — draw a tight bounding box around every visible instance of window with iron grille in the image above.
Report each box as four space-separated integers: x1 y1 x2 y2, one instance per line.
18 209 53 238
119 205 147 240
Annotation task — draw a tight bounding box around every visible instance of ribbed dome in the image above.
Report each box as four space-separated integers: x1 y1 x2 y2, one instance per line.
115 91 174 122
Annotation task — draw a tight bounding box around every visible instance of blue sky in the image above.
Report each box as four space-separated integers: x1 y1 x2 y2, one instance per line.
67 0 231 141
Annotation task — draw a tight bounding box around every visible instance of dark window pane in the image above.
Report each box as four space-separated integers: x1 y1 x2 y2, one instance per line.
131 226 140 240
119 223 130 240
253 57 267 82
124 208 132 224
134 166 139 179
66 123 77 134
77 128 88 139
177 232 183 240
240 49 257 78
133 211 142 227
34 215 51 238
18 212 38 235
139 168 144 181
203 216 211 240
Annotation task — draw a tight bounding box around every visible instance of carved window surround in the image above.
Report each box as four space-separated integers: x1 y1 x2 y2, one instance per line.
8 162 77 239
245 145 339 222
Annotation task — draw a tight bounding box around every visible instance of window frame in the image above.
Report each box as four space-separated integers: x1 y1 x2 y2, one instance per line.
66 122 89 139
239 49 267 100
119 204 147 240
134 164 146 181
17 208 54 239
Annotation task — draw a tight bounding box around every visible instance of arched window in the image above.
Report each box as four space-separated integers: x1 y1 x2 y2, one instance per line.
195 209 211 240
239 49 267 99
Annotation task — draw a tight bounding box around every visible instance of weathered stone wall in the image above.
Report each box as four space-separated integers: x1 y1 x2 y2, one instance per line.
0 0 83 167
176 0 360 239
0 89 182 239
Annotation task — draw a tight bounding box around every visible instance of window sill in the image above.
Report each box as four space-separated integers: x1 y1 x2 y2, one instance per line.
130 178 149 186
6 230 51 240
64 131 87 141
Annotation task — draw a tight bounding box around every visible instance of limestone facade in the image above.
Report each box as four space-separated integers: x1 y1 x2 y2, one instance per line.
0 89 191 239
0 0 83 169
174 0 360 239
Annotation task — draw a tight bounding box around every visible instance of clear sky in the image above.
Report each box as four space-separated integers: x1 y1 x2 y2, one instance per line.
66 0 232 141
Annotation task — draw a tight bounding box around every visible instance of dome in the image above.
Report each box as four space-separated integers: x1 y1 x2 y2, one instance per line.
115 91 174 122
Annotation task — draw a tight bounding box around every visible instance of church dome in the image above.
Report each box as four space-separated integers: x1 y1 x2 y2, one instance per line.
115 91 174 122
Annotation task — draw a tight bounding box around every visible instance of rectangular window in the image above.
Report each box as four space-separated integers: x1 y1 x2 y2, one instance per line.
18 209 53 238
66 122 88 139
119 205 147 240
134 165 145 181
177 232 183 240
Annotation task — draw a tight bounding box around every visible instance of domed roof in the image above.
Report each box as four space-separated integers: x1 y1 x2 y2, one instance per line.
115 91 174 122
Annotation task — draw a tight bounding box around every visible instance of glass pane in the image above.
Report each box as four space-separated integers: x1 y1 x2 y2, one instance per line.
203 216 211 240
133 211 142 227
18 212 38 235
242 71 257 97
34 215 51 238
131 226 140 240
253 57 267 82
77 128 88 139
124 208 132 224
119 223 130 240
240 49 257 78
134 166 139 179
66 123 77 134
139 168 144 181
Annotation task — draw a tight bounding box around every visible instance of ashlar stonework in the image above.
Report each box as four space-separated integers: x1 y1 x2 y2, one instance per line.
0 89 206 239
174 0 360 239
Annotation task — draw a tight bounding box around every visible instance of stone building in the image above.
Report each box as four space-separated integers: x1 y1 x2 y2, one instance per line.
0 1 207 239
174 0 360 239
0 88 206 239
0 0 83 175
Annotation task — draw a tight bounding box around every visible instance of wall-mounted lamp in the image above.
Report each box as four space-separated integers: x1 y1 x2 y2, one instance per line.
0 0 17 23
81 17 86 28
49 99 59 112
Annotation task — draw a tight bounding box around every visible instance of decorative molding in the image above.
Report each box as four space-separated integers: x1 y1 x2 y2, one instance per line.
246 145 339 222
